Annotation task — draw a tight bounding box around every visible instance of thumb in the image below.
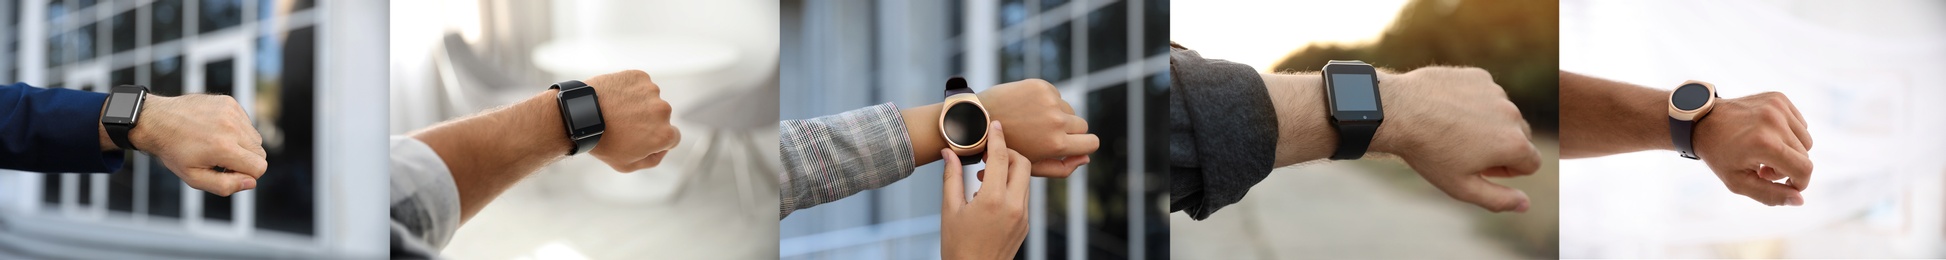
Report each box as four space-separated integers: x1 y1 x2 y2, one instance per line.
1425 174 1530 213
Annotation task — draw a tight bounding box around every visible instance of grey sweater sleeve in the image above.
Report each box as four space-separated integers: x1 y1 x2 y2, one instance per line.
778 103 917 219
1168 46 1280 220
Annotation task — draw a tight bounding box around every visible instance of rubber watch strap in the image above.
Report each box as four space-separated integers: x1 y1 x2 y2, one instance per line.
1669 117 1700 160
1330 124 1377 160
944 77 982 164
552 80 601 156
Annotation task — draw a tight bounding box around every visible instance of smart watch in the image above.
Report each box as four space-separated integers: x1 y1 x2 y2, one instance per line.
100 85 150 151
1322 60 1384 160
1667 80 1719 160
939 77 989 164
552 80 605 156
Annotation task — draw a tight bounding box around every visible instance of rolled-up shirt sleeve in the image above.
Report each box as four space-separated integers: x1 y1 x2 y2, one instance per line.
389 136 461 256
1168 47 1280 220
778 103 917 219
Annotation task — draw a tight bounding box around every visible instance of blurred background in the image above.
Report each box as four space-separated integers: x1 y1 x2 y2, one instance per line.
1558 0 1946 258
779 0 1168 259
388 0 780 258
1170 0 1560 258
0 0 389 258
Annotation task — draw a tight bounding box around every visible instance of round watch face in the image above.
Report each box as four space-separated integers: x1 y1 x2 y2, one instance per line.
942 102 988 147
1671 83 1711 111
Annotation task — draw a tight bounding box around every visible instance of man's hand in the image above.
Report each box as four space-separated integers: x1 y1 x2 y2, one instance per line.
127 94 268 196
581 70 682 173
940 122 1031 260
1693 92 1813 206
1371 67 1542 213
1558 71 1815 206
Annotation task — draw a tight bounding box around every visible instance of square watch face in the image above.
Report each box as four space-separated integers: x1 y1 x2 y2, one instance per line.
559 87 605 137
1324 63 1384 121
102 92 142 124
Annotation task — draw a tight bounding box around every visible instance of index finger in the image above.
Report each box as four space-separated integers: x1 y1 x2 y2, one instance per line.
1007 150 1032 203
942 149 966 212
980 121 1011 194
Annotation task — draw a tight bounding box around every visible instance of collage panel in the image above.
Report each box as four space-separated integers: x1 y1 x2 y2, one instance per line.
777 0 1168 259
1170 0 1559 258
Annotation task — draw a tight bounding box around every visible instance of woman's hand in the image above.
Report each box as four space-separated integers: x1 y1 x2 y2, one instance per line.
939 121 1032 260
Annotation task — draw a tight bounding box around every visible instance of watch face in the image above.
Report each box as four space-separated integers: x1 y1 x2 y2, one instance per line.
102 92 141 124
1671 83 1711 111
559 87 605 137
942 102 988 147
1328 73 1379 111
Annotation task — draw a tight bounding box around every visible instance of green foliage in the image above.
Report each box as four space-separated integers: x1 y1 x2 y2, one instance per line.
1272 0 1560 132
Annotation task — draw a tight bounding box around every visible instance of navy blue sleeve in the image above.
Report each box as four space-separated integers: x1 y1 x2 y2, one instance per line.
0 82 125 173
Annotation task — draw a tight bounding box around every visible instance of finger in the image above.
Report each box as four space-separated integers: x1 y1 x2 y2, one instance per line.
1030 155 1089 178
619 151 671 172
1424 174 1531 213
1057 134 1101 157
1772 93 1813 150
1063 114 1089 134
980 122 1011 195
1495 141 1543 178
208 146 269 179
1759 142 1815 191
1718 168 1805 206
942 149 965 211
1007 150 1032 202
178 169 257 197
1755 166 1787 181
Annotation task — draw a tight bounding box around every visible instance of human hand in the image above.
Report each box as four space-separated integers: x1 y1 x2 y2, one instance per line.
976 79 1096 177
130 94 268 196
940 122 1031 260
1694 92 1813 206
1371 67 1542 213
581 70 682 172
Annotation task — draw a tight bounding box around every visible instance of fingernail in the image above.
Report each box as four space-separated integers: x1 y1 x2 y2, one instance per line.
1786 196 1804 206
239 177 257 190
991 121 1002 131
1514 200 1530 213
941 149 953 158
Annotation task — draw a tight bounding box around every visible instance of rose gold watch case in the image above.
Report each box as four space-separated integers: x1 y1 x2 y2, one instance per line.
1667 80 1717 121
940 93 989 154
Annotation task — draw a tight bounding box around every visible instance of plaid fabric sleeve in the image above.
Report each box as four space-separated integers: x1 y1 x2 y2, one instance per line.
778 103 917 219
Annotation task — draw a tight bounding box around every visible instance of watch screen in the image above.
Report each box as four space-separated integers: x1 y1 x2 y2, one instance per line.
566 95 602 129
943 103 987 146
106 93 139 118
1330 73 1379 111
1672 83 1710 111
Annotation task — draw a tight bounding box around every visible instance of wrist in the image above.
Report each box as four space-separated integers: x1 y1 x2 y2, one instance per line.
902 103 947 165
125 94 170 152
1367 72 1413 155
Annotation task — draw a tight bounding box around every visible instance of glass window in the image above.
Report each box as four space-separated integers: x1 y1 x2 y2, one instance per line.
998 0 1025 28
198 0 242 34
1037 21 1071 82
150 56 183 95
1144 0 1168 56
1086 1 1128 72
146 157 182 219
1000 41 1026 82
1042 0 1069 11
200 58 237 221
45 0 65 22
76 23 97 61
111 66 135 86
945 0 962 37
46 33 62 66
254 26 318 236
152 0 184 43
112 10 136 53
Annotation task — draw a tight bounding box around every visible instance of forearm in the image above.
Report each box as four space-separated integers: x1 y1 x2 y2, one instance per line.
410 90 570 222
1262 72 1406 167
901 103 946 166
1558 71 1672 158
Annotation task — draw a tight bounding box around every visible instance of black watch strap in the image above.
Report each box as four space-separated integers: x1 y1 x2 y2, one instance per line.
1330 124 1377 160
552 80 600 156
944 77 981 164
107 123 136 151
1670 117 1700 160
